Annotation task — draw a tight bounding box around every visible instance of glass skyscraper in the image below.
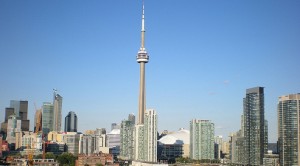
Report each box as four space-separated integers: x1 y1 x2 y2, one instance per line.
242 87 267 165
278 94 300 166
120 119 135 160
190 119 215 160
53 92 63 132
42 102 54 135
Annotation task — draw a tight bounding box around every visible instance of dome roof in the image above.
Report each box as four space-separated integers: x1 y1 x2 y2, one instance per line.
158 128 190 145
159 135 184 145
108 129 120 135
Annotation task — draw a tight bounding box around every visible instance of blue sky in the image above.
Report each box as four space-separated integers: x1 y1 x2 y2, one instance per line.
0 0 299 142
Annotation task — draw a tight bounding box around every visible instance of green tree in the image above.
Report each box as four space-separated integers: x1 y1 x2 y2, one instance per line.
33 154 43 159
175 157 192 164
96 163 103 166
56 152 77 166
45 152 56 159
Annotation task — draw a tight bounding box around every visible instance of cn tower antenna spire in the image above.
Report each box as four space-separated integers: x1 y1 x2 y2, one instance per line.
141 0 145 50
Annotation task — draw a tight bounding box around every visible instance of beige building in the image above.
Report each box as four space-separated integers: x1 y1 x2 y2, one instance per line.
34 109 42 133
15 131 42 153
222 140 230 154
47 131 59 142
15 131 22 150
84 130 95 135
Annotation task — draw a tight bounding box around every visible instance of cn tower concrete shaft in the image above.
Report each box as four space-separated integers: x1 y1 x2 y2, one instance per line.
138 62 146 124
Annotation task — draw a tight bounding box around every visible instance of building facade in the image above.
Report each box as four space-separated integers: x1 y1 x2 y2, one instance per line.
1 108 15 139
42 102 54 135
34 109 42 133
214 136 223 159
143 109 157 162
128 113 136 125
79 133 107 155
190 119 214 160
65 111 78 132
120 119 135 160
62 132 80 155
229 130 245 164
21 131 36 150
278 94 300 166
76 153 113 166
46 142 67 155
53 92 63 132
242 87 267 165
6 114 22 150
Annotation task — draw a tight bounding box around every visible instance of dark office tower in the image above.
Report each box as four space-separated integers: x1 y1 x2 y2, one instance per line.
8 100 30 131
111 123 120 130
1 100 30 137
34 109 42 133
53 90 63 132
0 108 14 138
4 108 14 121
242 87 267 165
128 113 135 125
65 111 77 132
278 94 300 166
95 128 106 135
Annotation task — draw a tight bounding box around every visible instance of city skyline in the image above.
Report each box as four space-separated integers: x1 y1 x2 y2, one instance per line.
0 0 300 143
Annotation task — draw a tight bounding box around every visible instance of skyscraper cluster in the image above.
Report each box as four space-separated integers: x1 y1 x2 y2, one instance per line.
0 90 81 153
228 88 300 166
0 1 299 166
0 100 30 150
42 90 63 135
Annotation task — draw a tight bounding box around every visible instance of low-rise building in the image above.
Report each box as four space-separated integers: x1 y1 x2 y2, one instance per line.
263 153 279 166
11 159 59 166
46 142 67 155
76 152 114 166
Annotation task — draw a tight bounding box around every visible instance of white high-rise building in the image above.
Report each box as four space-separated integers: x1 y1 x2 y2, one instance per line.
134 109 157 162
134 124 145 161
190 119 214 160
278 94 300 166
6 114 21 147
144 109 157 162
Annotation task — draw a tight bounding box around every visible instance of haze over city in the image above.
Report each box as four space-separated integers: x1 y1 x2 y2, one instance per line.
1 0 300 143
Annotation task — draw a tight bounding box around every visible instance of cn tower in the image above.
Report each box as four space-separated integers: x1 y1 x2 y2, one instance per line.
137 1 149 125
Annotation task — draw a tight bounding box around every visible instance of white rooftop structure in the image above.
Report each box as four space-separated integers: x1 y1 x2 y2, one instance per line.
158 128 190 145
107 129 120 148
108 129 120 135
